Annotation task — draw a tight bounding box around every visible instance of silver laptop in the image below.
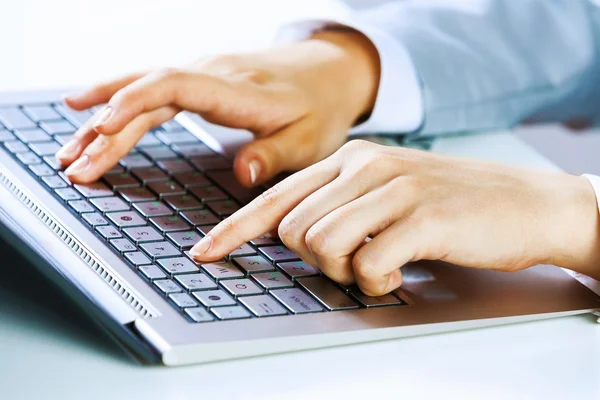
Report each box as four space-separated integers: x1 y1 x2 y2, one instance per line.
1 89 599 366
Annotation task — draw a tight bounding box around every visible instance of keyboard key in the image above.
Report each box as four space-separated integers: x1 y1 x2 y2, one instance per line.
233 255 275 274
150 215 190 233
136 133 162 147
124 251 152 267
0 129 15 142
74 182 113 198
160 120 184 132
90 196 130 213
193 290 236 307
250 232 280 247
140 241 181 259
43 155 62 170
156 158 194 174
13 128 50 143
82 212 109 227
350 293 404 308
42 175 68 189
188 185 228 201
188 156 231 171
252 272 294 291
109 238 137 253
118 187 156 203
54 133 74 145
95 225 123 240
229 243 257 258
139 264 168 280
119 154 153 169
211 306 251 320
57 171 73 186
206 199 240 216
168 292 198 308
29 163 56 177
172 143 214 158
39 120 76 135
147 180 185 197
22 105 61 122
153 279 183 294
338 284 362 293
5 140 29 154
202 261 244 281
131 166 168 183
133 201 173 218
104 172 140 189
140 145 179 160
0 107 36 130
277 261 320 280
68 199 95 214
220 279 263 297
196 224 218 236
259 245 301 263
106 211 146 228
156 131 198 145
164 194 203 211
271 288 324 314
180 209 220 226
172 171 211 188
55 187 81 202
16 151 42 165
175 273 218 291
240 295 288 317
53 104 93 127
206 170 263 204
184 307 214 323
296 276 359 311
123 225 164 243
166 230 200 249
29 141 61 157
157 257 199 275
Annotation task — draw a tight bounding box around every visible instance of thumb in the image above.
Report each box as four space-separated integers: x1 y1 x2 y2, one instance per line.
233 119 322 187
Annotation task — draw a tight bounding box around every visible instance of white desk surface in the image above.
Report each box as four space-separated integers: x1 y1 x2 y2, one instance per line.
1 1 600 399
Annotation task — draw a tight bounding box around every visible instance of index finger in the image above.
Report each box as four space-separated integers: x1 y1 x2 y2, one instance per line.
190 158 341 261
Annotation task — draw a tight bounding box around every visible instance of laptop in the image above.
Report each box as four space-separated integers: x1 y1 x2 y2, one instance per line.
1 88 599 366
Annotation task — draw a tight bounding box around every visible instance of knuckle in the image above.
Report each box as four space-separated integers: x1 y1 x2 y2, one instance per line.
200 54 239 70
258 184 281 209
155 66 183 81
278 214 302 248
304 226 328 256
216 216 237 235
341 139 370 153
352 251 378 281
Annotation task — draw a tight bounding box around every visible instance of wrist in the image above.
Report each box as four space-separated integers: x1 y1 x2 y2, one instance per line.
540 174 600 278
308 29 381 125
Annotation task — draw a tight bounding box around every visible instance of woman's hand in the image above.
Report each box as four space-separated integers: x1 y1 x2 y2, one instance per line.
190 140 600 296
56 29 380 186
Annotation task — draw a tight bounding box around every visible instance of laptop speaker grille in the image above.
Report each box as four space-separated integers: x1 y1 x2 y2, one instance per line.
0 172 154 319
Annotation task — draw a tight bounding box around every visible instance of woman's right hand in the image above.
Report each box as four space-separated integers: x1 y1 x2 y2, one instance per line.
57 29 381 187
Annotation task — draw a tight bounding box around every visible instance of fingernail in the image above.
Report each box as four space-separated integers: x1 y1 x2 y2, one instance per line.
61 93 75 102
248 160 261 185
65 154 90 176
55 140 80 160
190 235 212 258
93 106 113 129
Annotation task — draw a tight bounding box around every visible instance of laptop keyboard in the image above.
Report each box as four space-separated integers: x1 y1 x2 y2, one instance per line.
0 102 407 322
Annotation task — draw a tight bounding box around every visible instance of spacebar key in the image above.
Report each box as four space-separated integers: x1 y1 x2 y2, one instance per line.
297 276 360 311
206 170 263 204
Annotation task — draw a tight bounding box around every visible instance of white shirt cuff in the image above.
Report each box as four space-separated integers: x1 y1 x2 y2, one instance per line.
275 17 424 135
583 174 600 211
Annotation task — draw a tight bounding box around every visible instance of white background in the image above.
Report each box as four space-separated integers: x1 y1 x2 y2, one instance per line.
1 1 600 399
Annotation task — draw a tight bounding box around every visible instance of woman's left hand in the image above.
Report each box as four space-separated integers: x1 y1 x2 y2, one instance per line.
191 140 600 295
